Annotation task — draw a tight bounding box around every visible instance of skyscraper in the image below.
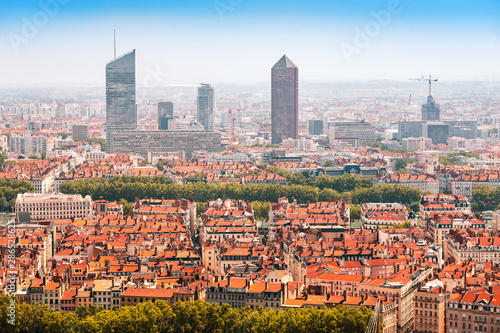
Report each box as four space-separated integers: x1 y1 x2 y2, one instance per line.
158 102 174 130
271 55 298 144
421 95 440 121
197 83 214 131
105 49 136 153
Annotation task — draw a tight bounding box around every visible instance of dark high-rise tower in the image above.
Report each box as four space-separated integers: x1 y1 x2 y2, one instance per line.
421 95 440 121
197 83 214 131
158 102 174 130
271 55 298 144
106 49 136 153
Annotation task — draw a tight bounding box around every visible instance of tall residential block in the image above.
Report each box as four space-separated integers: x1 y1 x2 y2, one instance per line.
105 50 136 153
271 55 298 144
72 124 88 141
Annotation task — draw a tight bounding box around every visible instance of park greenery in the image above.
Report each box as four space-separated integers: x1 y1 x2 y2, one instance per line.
0 179 34 212
0 149 6 169
438 152 480 166
394 158 418 173
60 174 422 206
86 138 107 152
363 142 407 153
120 199 134 216
59 132 70 140
0 296 372 333
251 143 281 149
349 205 361 220
251 201 272 221
323 160 334 167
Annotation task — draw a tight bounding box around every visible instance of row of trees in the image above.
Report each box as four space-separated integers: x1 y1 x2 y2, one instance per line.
0 297 372 333
0 179 34 212
60 175 422 205
264 167 374 192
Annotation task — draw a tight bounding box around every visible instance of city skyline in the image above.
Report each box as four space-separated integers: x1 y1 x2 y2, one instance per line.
1 0 500 87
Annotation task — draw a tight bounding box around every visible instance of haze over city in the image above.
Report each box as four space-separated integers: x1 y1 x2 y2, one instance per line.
1 0 500 87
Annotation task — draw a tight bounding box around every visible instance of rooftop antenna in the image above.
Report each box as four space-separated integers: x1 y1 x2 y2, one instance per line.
113 29 116 60
409 75 439 96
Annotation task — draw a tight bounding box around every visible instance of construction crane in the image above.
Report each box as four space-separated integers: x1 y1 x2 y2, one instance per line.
409 75 438 96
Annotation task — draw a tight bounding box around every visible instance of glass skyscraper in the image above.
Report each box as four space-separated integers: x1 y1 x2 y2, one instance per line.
197 83 214 131
271 55 298 144
106 49 136 152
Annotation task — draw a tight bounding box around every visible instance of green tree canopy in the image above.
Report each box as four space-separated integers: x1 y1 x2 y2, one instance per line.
60 175 420 206
1 295 372 333
86 138 106 152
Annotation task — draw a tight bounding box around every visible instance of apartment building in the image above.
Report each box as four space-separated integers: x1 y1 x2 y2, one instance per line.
413 284 449 333
443 229 500 264
426 212 486 245
402 137 432 151
376 174 439 195
361 203 408 230
451 172 500 199
9 135 47 154
447 286 500 333
206 277 249 308
419 194 471 229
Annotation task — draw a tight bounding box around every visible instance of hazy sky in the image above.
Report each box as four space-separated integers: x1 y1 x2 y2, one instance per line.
1 0 500 87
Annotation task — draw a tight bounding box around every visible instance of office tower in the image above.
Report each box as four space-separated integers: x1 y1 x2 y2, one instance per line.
72 124 88 141
309 120 324 135
108 130 221 158
421 95 440 121
105 50 136 153
158 102 174 130
197 84 214 130
271 55 298 144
